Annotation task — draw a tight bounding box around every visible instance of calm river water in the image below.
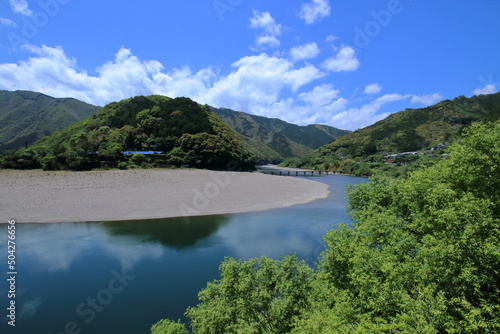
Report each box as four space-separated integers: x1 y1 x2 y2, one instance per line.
0 174 365 334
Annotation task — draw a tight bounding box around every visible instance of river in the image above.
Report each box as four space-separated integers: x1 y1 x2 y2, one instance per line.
0 174 365 334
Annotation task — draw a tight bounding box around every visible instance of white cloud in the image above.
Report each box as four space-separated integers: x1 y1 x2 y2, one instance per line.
0 17 17 27
410 93 444 105
9 0 32 16
364 83 382 95
299 0 331 24
0 45 325 114
322 46 360 72
330 93 444 130
0 45 214 106
325 35 338 43
249 10 282 49
250 10 281 36
300 84 339 108
255 35 280 49
284 64 325 91
204 53 324 112
290 43 320 62
331 93 410 130
472 84 497 96
0 44 446 131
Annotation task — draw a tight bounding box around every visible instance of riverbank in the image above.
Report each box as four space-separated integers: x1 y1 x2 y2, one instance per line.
0 169 330 223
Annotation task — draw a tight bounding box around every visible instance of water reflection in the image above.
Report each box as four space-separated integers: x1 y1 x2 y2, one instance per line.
0 175 367 334
100 215 230 250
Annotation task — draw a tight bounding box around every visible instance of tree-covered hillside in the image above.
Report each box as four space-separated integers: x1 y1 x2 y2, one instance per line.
0 90 101 152
324 93 500 156
0 95 255 170
212 107 350 163
152 122 500 333
282 93 500 176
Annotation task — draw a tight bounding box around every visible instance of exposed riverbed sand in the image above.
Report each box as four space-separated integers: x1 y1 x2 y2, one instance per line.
0 169 330 223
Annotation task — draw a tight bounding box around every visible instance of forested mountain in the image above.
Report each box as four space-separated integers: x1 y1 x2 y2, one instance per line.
0 90 350 164
0 90 100 152
318 93 500 157
212 107 350 163
282 93 500 175
0 95 255 170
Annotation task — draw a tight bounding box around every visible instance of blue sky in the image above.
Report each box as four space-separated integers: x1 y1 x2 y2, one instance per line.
0 0 499 130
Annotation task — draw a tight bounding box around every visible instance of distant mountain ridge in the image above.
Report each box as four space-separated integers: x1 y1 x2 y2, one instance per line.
280 92 500 176
0 90 349 163
0 90 101 151
318 93 500 157
212 107 350 163
1 95 255 170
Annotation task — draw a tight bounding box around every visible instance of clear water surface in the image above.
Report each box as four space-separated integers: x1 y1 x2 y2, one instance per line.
0 174 366 334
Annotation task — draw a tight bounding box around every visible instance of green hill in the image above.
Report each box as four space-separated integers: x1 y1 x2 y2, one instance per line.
0 90 101 152
281 93 500 175
1 95 255 170
212 107 350 163
321 93 500 156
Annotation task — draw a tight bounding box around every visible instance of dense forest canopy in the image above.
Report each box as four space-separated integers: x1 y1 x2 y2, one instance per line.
152 122 500 333
281 93 500 177
0 90 100 151
0 90 350 165
0 95 255 170
212 107 350 163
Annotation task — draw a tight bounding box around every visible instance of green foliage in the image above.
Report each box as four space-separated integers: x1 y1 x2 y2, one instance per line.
98 142 123 161
0 90 100 152
151 319 189 334
131 153 148 164
212 107 350 163
186 255 314 334
298 92 500 176
296 122 500 333
152 123 500 333
63 149 89 169
2 95 255 170
118 161 127 170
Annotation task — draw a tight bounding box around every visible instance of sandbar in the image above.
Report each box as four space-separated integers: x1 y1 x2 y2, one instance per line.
0 169 330 223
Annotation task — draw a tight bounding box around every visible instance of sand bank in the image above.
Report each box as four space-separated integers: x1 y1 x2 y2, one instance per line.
0 169 329 223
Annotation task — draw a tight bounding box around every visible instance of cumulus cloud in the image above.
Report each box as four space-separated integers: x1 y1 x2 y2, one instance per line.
331 93 447 130
322 46 360 72
290 43 320 62
9 0 32 16
0 44 445 131
255 35 280 49
0 45 325 113
0 17 17 27
250 10 281 35
0 45 214 106
250 10 281 50
331 93 409 130
204 53 324 113
300 84 339 108
472 84 497 96
410 93 444 105
364 83 382 95
298 0 331 24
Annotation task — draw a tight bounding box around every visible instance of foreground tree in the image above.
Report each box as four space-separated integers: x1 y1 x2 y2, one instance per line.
295 122 500 333
186 255 314 334
152 122 500 333
151 319 189 334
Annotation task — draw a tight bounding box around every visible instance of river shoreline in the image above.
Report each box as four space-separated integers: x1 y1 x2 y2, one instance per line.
0 169 330 223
